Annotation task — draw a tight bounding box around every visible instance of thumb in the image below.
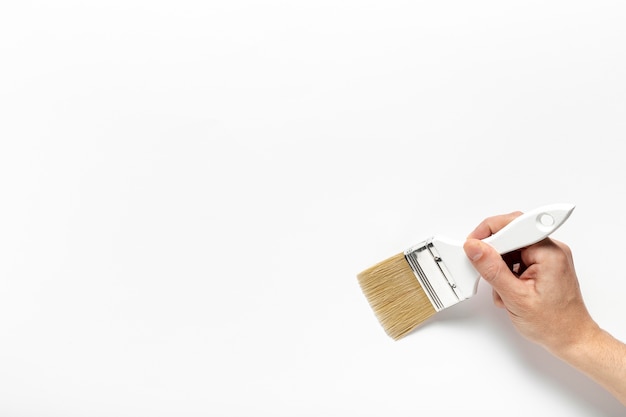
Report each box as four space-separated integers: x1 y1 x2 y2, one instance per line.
463 238 520 295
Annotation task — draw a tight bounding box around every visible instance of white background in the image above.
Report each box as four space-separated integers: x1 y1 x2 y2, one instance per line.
1 1 625 415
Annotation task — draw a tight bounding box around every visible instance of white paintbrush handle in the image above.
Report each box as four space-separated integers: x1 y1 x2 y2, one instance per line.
482 203 576 254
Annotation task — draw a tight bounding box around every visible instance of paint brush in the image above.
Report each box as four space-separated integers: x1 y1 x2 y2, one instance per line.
357 203 575 340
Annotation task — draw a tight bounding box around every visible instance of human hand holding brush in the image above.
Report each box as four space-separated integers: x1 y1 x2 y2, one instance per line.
464 211 626 406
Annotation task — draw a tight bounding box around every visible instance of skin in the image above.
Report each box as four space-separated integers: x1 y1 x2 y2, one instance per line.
463 211 626 406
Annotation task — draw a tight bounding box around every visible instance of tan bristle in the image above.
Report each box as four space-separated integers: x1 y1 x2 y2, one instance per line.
357 252 437 340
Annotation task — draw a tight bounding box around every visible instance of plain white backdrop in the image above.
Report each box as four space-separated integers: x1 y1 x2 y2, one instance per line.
1 1 625 415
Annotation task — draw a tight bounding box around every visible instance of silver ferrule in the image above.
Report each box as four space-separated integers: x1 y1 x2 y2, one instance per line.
404 239 463 311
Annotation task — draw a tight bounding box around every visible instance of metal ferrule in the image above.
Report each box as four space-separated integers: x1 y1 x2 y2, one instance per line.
404 239 463 311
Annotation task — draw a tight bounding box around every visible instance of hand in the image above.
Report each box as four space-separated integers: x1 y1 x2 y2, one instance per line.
463 210 626 405
462 211 598 354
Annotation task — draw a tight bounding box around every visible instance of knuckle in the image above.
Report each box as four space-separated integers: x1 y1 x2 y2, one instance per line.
552 244 572 264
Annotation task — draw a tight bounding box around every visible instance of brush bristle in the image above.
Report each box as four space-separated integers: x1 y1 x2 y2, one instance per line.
357 252 437 340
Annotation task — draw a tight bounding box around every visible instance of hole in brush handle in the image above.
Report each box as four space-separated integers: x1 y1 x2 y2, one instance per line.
538 213 555 227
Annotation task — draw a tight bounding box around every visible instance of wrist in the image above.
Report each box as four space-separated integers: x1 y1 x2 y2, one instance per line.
545 319 601 361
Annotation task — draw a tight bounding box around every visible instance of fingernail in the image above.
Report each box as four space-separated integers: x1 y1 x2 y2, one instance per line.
465 241 483 261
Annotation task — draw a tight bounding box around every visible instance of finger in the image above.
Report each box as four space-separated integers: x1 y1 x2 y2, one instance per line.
464 238 524 297
520 238 566 267
467 211 523 240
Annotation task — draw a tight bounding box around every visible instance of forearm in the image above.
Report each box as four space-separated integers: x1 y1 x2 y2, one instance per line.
552 325 626 406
